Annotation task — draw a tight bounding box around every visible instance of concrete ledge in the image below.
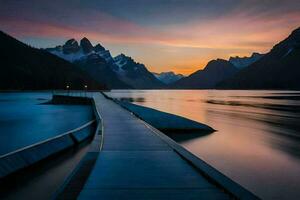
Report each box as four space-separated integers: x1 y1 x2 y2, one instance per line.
0 120 96 179
0 135 73 178
0 153 28 178
55 152 99 200
141 120 259 200
71 123 97 143
102 92 214 133
54 96 104 198
20 135 74 165
115 100 215 133
48 95 92 105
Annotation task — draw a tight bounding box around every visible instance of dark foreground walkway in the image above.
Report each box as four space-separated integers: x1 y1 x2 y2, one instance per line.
78 93 257 200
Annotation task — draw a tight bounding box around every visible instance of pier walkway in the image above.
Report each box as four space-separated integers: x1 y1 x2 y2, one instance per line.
77 93 258 199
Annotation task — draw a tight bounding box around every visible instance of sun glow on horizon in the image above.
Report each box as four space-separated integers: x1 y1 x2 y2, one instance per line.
1 0 300 75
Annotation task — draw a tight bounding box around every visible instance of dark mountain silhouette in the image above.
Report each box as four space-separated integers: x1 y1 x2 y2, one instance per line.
62 39 80 54
218 27 300 90
80 37 94 54
0 31 105 90
47 38 163 89
113 54 164 88
74 53 131 89
172 59 238 89
229 53 264 69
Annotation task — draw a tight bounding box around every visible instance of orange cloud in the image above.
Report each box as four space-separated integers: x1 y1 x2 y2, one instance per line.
1 8 299 76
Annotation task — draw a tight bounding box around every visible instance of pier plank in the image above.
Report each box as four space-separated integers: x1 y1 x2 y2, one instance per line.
78 93 234 200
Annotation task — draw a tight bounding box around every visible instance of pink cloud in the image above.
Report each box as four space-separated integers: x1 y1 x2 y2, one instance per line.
0 12 172 45
1 5 300 75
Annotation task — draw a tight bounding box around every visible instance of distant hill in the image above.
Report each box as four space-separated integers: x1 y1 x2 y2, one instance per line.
172 59 238 89
47 39 163 89
218 27 300 90
229 53 264 69
0 31 104 90
153 71 184 84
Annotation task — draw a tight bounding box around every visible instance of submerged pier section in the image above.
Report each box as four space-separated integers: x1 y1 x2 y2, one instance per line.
73 93 258 200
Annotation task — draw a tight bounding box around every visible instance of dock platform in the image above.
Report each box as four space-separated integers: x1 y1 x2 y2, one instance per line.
69 93 258 199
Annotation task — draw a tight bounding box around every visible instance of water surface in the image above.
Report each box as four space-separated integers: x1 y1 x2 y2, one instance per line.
0 92 93 156
107 90 300 200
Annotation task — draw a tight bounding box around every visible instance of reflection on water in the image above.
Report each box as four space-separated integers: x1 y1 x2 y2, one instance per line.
166 132 212 143
107 90 300 200
205 99 300 113
0 92 93 156
118 97 145 103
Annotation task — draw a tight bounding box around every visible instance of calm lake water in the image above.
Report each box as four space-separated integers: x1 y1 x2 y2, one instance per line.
107 90 300 200
0 92 93 156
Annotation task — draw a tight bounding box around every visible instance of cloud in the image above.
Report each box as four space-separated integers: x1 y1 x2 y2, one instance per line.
1 0 299 49
1 0 300 75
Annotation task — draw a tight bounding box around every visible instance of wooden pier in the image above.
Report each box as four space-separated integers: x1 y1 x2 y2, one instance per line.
62 92 259 199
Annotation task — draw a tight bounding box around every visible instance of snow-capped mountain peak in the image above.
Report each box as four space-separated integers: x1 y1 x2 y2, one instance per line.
46 37 164 89
114 54 128 70
47 37 114 63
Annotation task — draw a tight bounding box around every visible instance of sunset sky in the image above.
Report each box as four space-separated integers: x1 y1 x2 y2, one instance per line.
1 0 300 75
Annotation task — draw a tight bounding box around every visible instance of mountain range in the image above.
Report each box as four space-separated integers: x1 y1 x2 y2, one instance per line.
0 31 104 90
47 38 163 89
218 27 300 90
153 72 185 84
1 26 299 90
